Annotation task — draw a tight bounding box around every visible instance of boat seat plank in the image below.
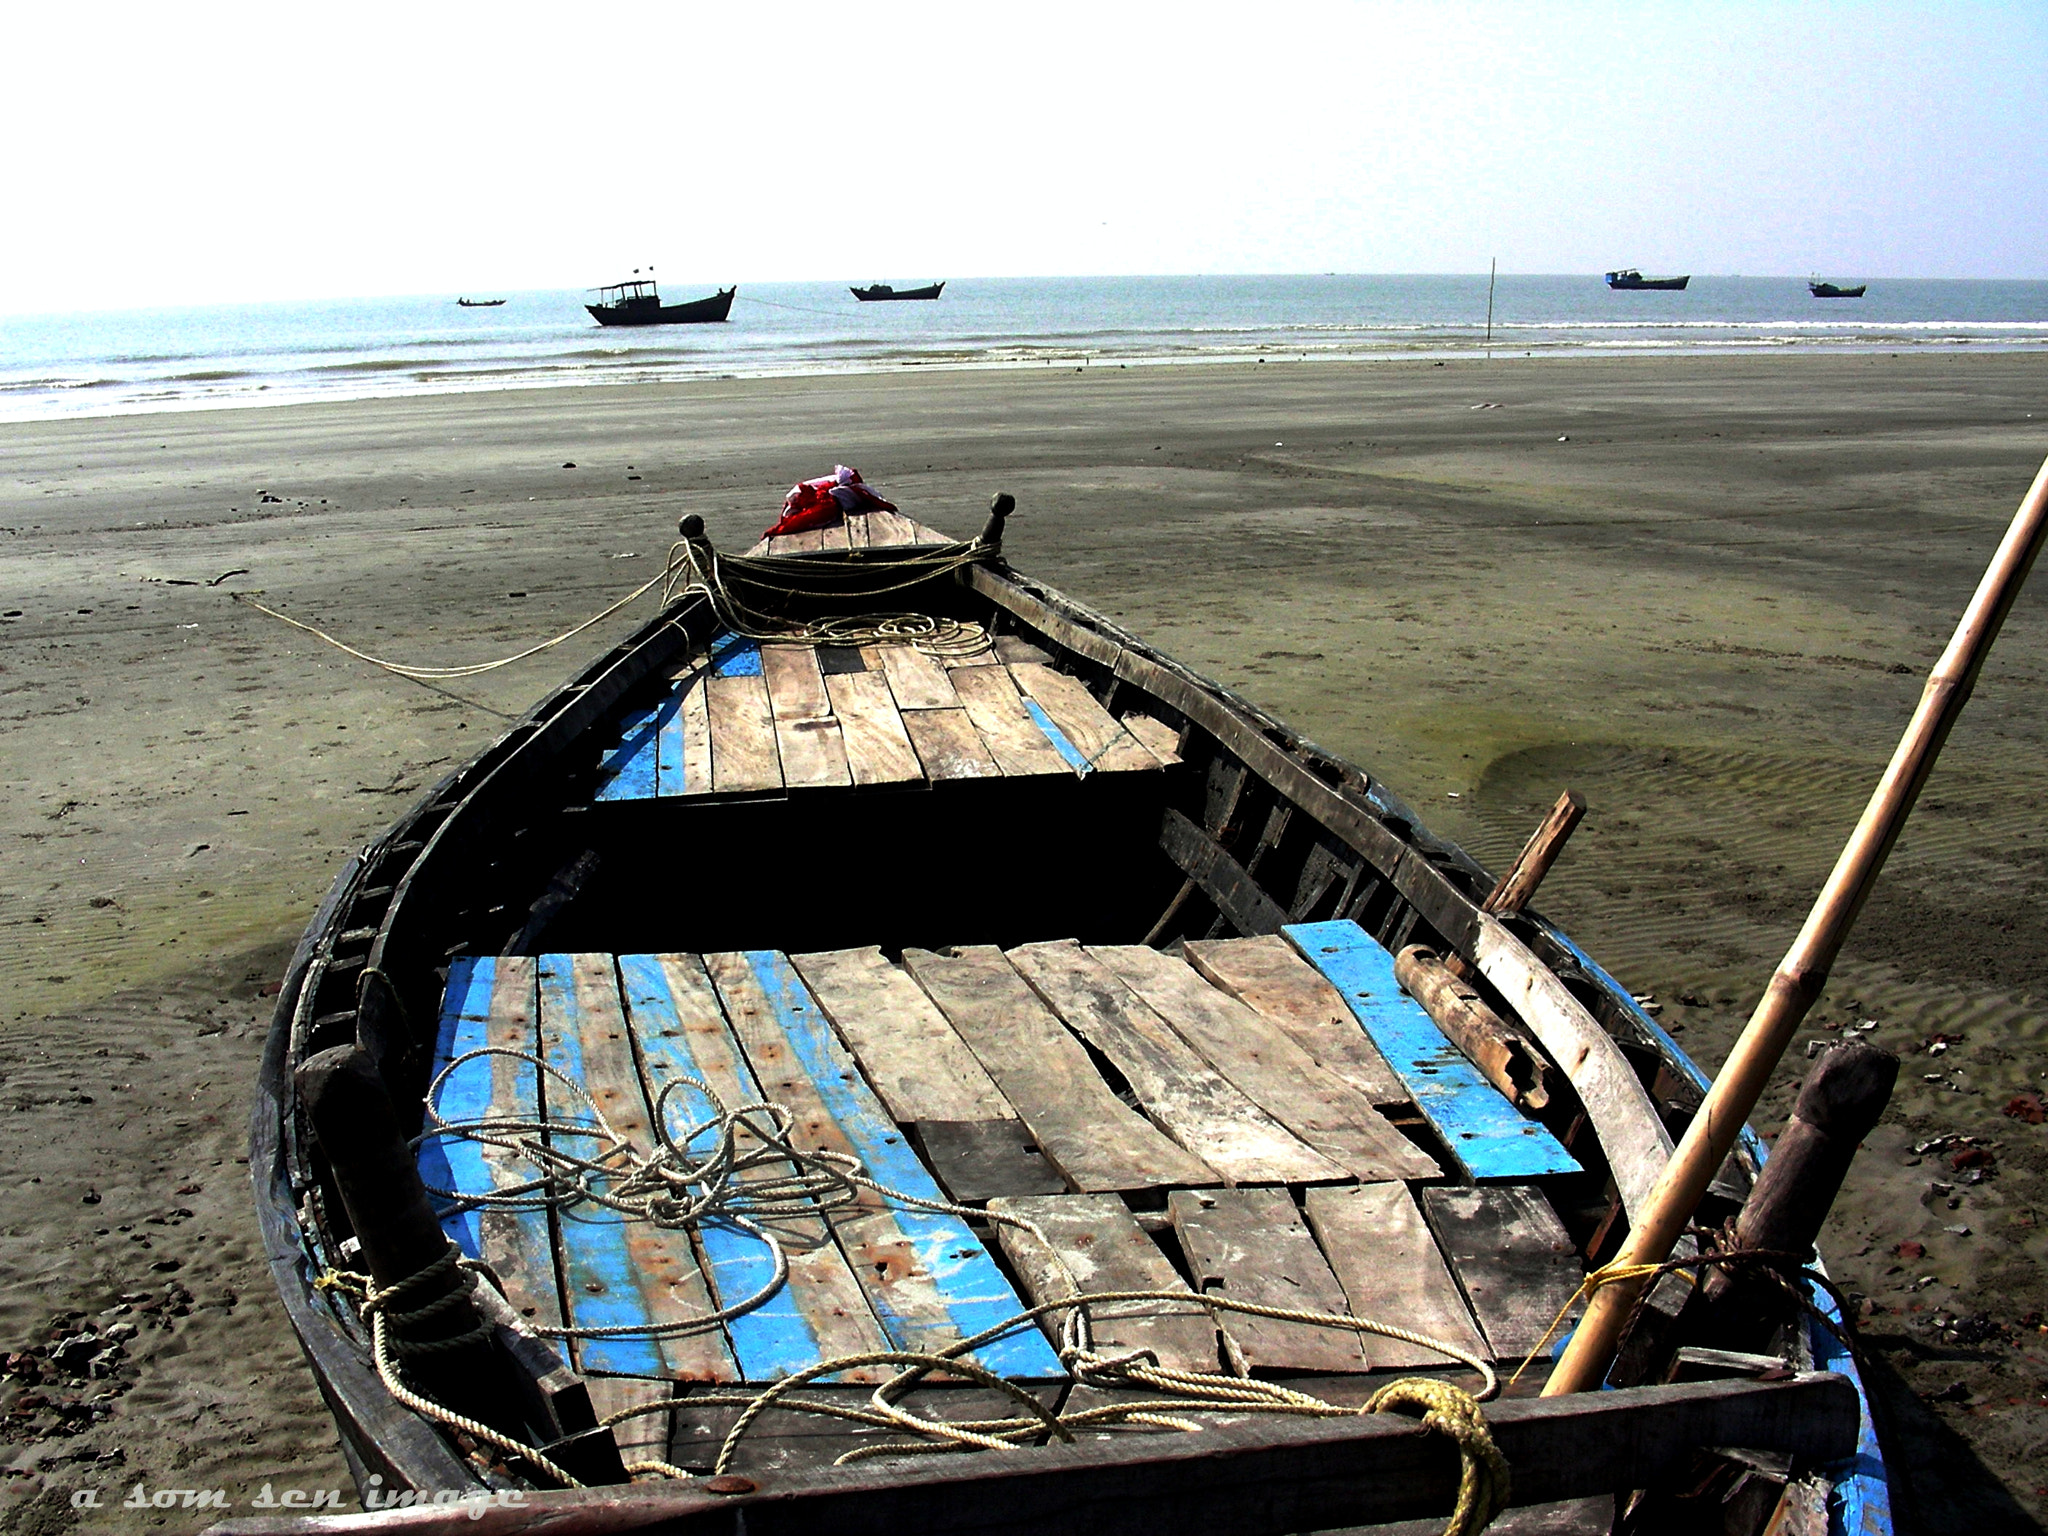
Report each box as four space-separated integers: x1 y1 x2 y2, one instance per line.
1420 1186 1585 1363
1088 945 1440 1183
913 1120 1069 1203
1009 663 1159 775
987 1193 1220 1375
1168 1188 1368 1374
1183 935 1410 1109
901 706 1002 780
823 670 924 786
595 707 660 802
1281 921 1582 1182
1007 940 1349 1186
618 953 892 1384
947 663 1072 776
421 955 563 1331
901 946 1220 1194
706 672 785 794
707 951 1064 1381
1121 711 1185 766
867 643 961 710
788 946 1013 1123
536 954 736 1380
657 671 715 798
760 645 853 790
1301 1184 1491 1370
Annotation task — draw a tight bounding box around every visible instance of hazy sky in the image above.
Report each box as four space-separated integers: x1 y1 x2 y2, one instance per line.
7 0 2045 312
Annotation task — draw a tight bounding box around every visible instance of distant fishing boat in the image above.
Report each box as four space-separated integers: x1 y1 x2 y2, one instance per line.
1604 269 1690 291
456 298 507 308
851 281 946 302
586 278 736 327
1808 281 1867 299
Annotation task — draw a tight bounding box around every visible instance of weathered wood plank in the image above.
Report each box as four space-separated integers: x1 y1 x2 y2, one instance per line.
948 664 1071 776
868 644 961 710
995 635 1055 667
1157 808 1291 935
812 520 851 552
1090 945 1439 1183
708 951 1063 1380
1302 1184 1490 1370
1168 1188 1367 1374
1008 940 1347 1186
1183 935 1410 1109
419 956 497 1260
1009 663 1159 774
667 1385 1058 1477
1121 712 1184 766
658 670 715 798
913 1121 1068 1203
790 946 1013 1123
843 511 871 550
706 673 785 794
1420 1186 1585 1363
1282 921 1581 1182
586 1375 677 1471
210 1374 1863 1536
902 946 1219 1194
595 707 659 802
900 706 1001 780
709 633 764 677
988 1192 1220 1374
760 645 852 790
824 670 925 785
618 953 891 1383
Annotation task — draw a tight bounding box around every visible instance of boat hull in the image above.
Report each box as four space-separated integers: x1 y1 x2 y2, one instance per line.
1605 273 1691 290
587 287 736 326
851 282 945 301
1809 283 1867 298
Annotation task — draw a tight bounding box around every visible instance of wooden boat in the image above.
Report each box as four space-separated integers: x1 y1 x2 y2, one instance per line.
1603 269 1690 291
851 282 945 301
587 279 736 327
1809 282 1868 299
246 498 1890 1534
457 298 508 308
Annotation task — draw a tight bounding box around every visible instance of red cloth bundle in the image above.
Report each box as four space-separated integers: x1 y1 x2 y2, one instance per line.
763 465 897 538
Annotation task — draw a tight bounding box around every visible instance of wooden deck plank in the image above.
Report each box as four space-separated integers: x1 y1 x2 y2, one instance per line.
947 663 1071 776
706 673 785 794
901 707 1001 780
1302 1184 1490 1370
1009 663 1159 774
709 634 764 677
618 953 891 1383
987 1193 1219 1375
1007 940 1348 1186
823 670 925 786
668 1385 1060 1476
586 1376 678 1472
812 520 851 552
1168 1188 1367 1374
1420 1186 1585 1363
420 955 562 1330
658 671 716 798
1120 712 1184 766
844 512 871 551
789 946 1012 1123
760 645 852 790
708 951 1063 1381
1089 946 1440 1183
868 644 961 710
940 644 1001 668
913 1121 1068 1203
1184 935 1410 1108
1282 921 1581 1181
594 707 659 802
901 946 1219 1194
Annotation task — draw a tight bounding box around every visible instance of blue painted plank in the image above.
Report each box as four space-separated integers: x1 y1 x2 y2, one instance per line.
421 957 496 1257
537 953 671 1377
595 708 658 802
1282 921 1582 1181
652 681 686 794
619 953 892 1383
1809 1269 1895 1535
729 951 1064 1380
709 633 762 678
1019 697 1091 775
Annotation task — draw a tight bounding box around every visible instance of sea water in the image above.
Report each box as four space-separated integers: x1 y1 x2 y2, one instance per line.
3 274 2045 423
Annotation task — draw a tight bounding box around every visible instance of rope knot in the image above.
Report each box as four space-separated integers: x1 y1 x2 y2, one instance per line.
1365 1378 1509 1536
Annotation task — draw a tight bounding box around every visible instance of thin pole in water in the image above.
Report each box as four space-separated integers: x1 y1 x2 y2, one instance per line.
1485 258 1497 355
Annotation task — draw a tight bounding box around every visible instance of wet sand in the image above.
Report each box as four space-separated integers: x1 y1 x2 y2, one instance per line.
2 353 2046 1531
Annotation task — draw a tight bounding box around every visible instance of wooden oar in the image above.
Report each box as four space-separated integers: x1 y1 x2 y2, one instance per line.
1546 450 2048 1396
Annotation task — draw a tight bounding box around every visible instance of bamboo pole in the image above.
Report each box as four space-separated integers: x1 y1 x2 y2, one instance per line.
1545 451 2048 1396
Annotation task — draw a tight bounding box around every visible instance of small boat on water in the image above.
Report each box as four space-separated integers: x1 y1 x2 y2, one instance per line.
243 481 1963 1533
587 278 737 327
1809 281 1868 299
1604 269 1690 291
457 298 508 308
851 281 946 302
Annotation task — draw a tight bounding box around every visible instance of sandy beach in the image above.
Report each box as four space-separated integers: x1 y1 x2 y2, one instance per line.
3 352 2046 1532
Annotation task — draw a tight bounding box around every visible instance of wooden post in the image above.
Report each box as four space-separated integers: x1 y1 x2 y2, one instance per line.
1696 1040 1897 1352
1395 944 1555 1111
1547 451 2048 1396
980 492 1016 553
1444 789 1585 982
